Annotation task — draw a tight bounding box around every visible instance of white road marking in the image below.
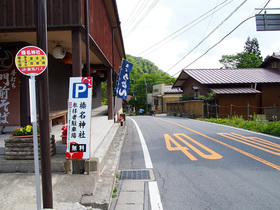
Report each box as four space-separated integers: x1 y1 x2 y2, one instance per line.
149 181 164 210
129 117 153 168
129 117 164 210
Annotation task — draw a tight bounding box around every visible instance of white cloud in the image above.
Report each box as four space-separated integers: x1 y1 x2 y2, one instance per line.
117 0 280 75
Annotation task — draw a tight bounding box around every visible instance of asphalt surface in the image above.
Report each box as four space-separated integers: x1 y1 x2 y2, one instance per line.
122 116 280 210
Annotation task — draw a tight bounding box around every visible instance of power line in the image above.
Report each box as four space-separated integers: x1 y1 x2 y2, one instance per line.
141 1 232 57
138 0 232 57
172 16 255 76
171 0 272 76
122 1 142 29
188 0 222 64
166 0 248 73
123 0 149 31
124 0 160 38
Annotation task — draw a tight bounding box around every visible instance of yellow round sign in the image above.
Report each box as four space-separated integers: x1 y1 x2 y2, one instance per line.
15 46 48 76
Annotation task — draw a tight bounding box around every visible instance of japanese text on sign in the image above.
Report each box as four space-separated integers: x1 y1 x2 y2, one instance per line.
15 46 47 76
116 60 133 100
66 77 92 160
0 69 17 124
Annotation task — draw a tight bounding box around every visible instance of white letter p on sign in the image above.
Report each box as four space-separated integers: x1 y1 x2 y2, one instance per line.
75 83 87 98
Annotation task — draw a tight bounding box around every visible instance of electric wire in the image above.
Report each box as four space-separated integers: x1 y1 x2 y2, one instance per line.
166 0 249 73
171 16 255 76
138 0 232 57
141 1 232 57
126 0 159 36
171 0 271 76
189 0 221 63
125 0 160 38
123 0 149 31
122 1 142 29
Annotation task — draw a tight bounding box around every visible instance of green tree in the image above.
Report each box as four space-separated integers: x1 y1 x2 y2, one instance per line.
125 55 176 112
219 37 263 69
101 82 107 105
198 92 216 102
244 37 261 57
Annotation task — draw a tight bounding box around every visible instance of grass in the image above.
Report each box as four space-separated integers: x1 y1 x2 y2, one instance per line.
113 187 118 193
197 115 280 137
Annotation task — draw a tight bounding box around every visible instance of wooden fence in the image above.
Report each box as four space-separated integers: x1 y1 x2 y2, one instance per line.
166 100 204 118
167 101 280 121
205 103 280 120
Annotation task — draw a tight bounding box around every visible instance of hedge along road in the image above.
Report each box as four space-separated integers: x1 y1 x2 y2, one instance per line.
124 115 280 210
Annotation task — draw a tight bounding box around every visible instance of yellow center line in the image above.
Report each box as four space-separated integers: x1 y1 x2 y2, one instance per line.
217 133 280 155
156 117 280 171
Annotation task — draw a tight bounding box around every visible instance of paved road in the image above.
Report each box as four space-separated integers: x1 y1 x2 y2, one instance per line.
119 115 280 210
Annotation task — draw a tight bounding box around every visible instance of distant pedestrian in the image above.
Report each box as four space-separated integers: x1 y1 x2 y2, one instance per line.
139 108 143 115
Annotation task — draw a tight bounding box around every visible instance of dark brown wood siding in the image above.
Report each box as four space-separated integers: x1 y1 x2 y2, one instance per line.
217 94 261 118
48 55 72 111
261 83 280 107
0 0 123 71
0 0 36 27
0 0 82 27
181 77 208 99
47 0 82 25
87 0 123 72
114 41 122 74
89 0 113 65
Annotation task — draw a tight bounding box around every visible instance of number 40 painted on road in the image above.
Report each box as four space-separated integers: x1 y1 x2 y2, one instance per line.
164 133 222 161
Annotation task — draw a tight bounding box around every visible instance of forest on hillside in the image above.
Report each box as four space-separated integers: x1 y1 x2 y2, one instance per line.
125 55 176 112
102 54 176 112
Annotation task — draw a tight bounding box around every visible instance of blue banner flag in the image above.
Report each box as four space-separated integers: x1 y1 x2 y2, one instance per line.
116 60 133 100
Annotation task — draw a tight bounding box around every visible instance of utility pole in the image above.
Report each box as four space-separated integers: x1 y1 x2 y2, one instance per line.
144 77 148 114
84 0 90 76
37 0 53 208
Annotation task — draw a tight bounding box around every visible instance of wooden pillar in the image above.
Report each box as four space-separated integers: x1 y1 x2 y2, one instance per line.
37 0 53 207
71 30 84 174
72 30 82 77
107 68 113 120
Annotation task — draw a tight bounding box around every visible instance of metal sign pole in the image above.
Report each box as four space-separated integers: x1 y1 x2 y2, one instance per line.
29 76 42 210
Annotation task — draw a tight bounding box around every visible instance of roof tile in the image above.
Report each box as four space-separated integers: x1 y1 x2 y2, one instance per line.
164 85 183 94
183 68 280 84
210 87 261 94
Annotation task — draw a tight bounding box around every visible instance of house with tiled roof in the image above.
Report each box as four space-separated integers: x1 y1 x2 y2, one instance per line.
173 56 280 119
151 84 183 113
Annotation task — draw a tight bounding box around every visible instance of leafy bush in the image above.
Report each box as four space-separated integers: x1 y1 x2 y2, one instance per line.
197 115 280 137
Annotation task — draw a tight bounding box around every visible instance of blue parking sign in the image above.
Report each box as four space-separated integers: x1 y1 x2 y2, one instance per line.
73 83 88 98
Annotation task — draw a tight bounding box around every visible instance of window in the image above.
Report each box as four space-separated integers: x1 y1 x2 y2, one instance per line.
154 98 159 106
194 90 200 99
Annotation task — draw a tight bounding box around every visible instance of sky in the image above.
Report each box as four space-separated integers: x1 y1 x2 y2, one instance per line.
116 0 280 76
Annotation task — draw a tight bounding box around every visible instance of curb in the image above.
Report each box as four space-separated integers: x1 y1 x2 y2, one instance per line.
81 122 127 209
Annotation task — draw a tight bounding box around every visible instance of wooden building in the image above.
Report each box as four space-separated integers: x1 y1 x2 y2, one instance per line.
173 56 280 119
0 0 125 127
152 84 183 113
